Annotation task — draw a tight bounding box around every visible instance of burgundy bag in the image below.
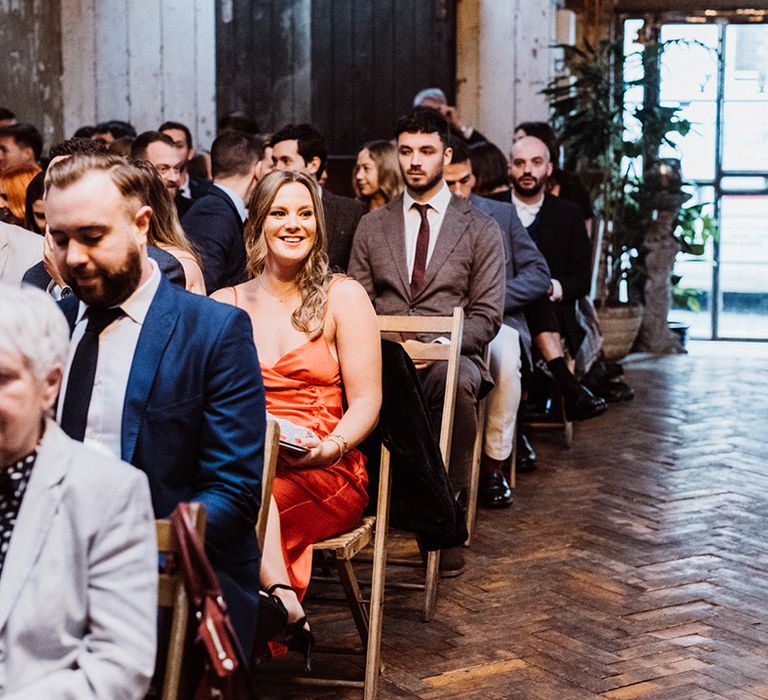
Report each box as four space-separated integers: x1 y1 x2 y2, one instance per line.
170 503 256 700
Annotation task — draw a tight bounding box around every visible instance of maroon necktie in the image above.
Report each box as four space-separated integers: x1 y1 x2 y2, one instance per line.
410 203 431 297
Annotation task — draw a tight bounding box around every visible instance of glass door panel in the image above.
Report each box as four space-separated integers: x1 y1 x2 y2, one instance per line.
659 25 719 102
717 195 768 338
659 101 717 181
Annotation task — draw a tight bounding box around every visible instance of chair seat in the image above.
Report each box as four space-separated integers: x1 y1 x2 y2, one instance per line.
313 516 375 558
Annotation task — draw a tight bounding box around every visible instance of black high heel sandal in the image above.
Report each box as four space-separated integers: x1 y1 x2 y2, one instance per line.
267 583 315 673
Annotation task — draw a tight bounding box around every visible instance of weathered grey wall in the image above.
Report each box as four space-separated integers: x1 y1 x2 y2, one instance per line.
0 0 64 147
60 0 217 150
456 0 561 157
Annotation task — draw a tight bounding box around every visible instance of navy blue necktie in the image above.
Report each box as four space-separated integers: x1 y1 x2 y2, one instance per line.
60 307 124 441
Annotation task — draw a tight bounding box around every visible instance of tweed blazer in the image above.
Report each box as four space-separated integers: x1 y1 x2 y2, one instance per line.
348 192 505 380
0 221 42 287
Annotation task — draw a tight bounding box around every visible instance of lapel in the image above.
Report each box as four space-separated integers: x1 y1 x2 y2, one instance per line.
0 229 8 280
417 194 468 297
380 197 410 296
0 420 69 633
211 186 244 229
121 276 180 463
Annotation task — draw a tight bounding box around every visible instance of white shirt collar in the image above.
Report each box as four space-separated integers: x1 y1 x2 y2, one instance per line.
512 192 545 215
403 181 452 216
75 258 162 326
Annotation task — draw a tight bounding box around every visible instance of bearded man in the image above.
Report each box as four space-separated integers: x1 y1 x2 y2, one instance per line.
45 152 266 656
509 136 606 422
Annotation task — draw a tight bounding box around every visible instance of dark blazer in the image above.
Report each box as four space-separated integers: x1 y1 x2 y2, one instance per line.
348 192 505 383
526 193 592 351
323 189 367 272
471 195 551 363
181 185 246 294
22 245 186 291
60 277 265 654
175 176 213 218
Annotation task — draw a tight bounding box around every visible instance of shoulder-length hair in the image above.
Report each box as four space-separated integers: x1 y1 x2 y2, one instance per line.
469 141 510 196
131 160 201 265
1 163 42 225
244 170 333 336
353 140 403 204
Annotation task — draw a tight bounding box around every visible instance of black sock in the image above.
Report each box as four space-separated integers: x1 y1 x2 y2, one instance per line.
546 357 580 395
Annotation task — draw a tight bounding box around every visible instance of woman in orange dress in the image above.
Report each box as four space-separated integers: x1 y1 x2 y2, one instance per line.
212 169 381 665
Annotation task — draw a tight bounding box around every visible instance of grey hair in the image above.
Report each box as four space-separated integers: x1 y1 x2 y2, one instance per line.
0 285 70 380
413 87 447 108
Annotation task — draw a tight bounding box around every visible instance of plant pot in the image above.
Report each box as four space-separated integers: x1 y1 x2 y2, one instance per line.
667 321 689 349
597 304 644 361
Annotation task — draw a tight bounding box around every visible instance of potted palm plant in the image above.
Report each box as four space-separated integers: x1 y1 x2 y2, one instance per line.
543 38 698 358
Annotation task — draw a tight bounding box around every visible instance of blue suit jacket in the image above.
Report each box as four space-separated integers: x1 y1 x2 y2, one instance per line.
61 276 265 653
181 186 246 294
470 195 550 363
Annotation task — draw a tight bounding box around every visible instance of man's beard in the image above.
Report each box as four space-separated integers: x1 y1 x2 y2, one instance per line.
405 168 444 196
65 245 144 307
511 173 546 198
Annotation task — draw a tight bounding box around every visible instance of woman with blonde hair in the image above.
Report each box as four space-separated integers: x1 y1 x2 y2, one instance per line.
0 163 42 226
212 169 381 667
132 160 206 294
353 139 403 211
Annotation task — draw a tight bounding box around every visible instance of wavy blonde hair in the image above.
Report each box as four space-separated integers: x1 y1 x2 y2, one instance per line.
244 170 333 336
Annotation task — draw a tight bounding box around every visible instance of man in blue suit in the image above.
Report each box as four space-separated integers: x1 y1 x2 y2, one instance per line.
45 153 265 656
445 137 550 505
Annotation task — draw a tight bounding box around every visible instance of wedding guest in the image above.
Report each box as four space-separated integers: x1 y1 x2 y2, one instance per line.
353 140 403 211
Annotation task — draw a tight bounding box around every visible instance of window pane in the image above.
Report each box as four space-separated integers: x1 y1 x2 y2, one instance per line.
660 24 719 102
724 24 768 101
659 101 717 181
722 102 768 171
718 195 768 338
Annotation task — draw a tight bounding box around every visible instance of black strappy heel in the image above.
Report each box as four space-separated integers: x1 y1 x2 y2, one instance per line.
266 583 315 673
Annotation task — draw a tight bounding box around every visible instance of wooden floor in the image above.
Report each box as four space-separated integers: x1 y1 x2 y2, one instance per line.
259 342 768 699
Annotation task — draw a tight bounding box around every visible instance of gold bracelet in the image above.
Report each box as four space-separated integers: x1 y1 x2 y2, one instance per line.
324 434 348 461
327 433 349 455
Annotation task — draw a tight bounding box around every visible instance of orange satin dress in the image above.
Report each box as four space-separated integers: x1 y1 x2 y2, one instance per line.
260 333 369 600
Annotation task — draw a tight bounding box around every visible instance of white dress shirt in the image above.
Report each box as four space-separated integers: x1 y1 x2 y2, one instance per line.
58 260 162 460
402 182 452 282
512 192 544 229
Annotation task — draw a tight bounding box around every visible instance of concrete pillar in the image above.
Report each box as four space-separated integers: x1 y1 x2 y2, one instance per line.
456 0 559 157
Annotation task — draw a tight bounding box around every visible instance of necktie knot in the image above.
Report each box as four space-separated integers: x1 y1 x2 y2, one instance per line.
86 306 124 335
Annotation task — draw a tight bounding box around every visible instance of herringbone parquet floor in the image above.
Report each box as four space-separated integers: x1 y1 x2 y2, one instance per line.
260 342 768 699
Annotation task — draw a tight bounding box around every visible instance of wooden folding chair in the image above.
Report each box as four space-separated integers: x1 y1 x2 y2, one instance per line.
377 307 463 622
257 419 280 550
156 502 205 700
465 345 490 546
526 350 575 448
284 444 393 699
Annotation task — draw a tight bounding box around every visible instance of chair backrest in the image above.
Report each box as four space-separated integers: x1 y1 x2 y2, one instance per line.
377 307 464 467
257 419 281 550
156 502 205 700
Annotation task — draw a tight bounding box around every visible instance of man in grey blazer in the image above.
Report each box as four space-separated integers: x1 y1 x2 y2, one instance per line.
0 286 156 699
0 220 42 286
349 109 505 573
445 137 551 506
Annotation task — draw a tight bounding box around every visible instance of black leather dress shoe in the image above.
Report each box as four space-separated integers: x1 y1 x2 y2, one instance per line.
564 384 608 421
515 432 537 473
479 470 513 509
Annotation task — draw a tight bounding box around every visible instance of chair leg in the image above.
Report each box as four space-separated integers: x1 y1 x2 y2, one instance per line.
363 516 389 697
465 398 486 547
422 551 440 622
334 556 369 647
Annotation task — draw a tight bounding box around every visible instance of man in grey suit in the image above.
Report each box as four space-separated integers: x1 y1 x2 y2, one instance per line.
445 137 551 506
0 221 42 286
0 286 156 699
349 109 505 574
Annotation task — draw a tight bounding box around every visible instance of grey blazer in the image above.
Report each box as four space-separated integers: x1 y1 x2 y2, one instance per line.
0 221 42 287
348 192 505 381
0 420 157 699
470 194 551 364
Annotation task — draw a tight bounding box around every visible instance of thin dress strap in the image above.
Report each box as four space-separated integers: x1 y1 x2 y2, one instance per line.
230 286 239 307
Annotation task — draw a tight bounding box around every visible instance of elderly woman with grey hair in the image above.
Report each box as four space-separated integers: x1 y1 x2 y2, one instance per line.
0 285 158 699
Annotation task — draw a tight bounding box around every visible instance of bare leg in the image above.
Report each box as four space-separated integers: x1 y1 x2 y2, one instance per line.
260 496 306 625
533 331 565 361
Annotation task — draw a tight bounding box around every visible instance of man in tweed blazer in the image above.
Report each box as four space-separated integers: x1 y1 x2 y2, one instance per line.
349 110 504 566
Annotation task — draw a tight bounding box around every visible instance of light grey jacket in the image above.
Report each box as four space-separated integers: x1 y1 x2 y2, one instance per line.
0 420 157 699
0 221 42 287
